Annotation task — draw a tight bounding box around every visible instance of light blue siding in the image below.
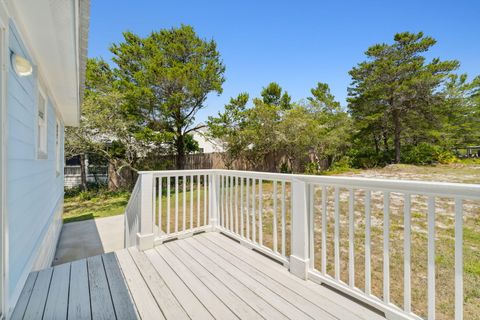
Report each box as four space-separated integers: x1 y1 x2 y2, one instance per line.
7 21 65 306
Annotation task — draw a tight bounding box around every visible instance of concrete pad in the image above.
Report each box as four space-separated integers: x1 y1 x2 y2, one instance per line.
53 215 125 265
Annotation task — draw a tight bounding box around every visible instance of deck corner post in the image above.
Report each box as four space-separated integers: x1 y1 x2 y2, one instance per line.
209 172 219 230
136 172 154 251
289 178 310 280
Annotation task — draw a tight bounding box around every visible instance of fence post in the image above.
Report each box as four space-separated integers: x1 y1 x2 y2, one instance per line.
209 172 219 230
290 178 310 280
136 172 155 250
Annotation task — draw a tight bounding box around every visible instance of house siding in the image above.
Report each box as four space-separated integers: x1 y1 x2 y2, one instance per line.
6 21 64 309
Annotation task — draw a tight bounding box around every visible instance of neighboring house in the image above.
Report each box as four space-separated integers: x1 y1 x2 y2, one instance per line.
64 155 108 188
64 165 108 188
0 0 89 317
192 126 224 154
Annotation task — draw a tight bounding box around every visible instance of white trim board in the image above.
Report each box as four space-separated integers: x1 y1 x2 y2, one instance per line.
0 4 8 318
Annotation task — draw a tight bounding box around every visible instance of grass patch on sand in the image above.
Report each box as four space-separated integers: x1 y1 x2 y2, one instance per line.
63 191 130 223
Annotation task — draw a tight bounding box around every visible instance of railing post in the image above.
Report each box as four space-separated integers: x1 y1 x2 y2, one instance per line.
290 178 310 280
209 172 219 230
136 172 155 251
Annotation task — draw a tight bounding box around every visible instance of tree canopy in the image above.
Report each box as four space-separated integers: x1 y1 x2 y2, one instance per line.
207 82 351 172
65 58 150 189
110 25 225 169
67 25 225 189
348 32 460 163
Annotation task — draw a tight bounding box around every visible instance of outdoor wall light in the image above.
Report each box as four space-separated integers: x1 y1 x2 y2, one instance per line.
11 51 33 77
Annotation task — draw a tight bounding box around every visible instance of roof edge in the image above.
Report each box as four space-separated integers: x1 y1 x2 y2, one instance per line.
76 0 90 126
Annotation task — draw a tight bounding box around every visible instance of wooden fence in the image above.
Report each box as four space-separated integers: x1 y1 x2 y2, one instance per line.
157 152 328 173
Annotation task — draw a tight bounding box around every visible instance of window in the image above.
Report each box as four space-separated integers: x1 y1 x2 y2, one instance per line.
56 119 61 175
37 90 47 159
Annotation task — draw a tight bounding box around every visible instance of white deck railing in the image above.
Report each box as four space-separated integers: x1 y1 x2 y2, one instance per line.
124 176 141 247
125 169 480 320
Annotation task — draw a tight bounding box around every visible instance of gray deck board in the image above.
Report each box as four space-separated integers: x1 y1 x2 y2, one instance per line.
102 252 138 320
128 247 189 320
87 255 116 320
68 259 91 320
195 235 339 320
156 244 238 320
175 238 289 319
166 242 262 319
186 236 316 320
206 232 385 320
23 268 53 320
144 247 214 320
43 263 70 320
10 272 38 320
115 249 163 319
166 240 263 320
11 231 385 320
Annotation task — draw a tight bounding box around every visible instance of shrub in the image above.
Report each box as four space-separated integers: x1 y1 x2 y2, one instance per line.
402 143 458 165
64 186 83 198
304 162 321 175
436 150 458 164
402 143 441 165
279 162 291 174
304 157 355 175
325 156 356 174
64 181 108 198
330 156 352 170
349 147 388 168
79 191 94 201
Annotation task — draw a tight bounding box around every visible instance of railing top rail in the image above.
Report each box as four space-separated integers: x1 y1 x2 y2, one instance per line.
138 169 216 176
296 174 480 199
137 169 480 199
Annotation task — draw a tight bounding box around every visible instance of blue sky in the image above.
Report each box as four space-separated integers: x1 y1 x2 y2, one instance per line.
88 0 480 122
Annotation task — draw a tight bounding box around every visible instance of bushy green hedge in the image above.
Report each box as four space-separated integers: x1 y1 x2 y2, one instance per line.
348 147 393 168
401 143 457 165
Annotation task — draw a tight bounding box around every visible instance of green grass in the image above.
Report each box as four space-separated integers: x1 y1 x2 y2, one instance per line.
63 191 130 223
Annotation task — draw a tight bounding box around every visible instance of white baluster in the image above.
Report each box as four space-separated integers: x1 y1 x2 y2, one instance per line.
365 190 371 295
383 191 390 303
455 197 463 320
404 193 411 313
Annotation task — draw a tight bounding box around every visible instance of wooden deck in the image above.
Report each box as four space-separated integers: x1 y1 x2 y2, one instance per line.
12 232 385 320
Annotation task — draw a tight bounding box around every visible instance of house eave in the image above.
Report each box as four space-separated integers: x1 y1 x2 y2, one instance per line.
6 0 90 126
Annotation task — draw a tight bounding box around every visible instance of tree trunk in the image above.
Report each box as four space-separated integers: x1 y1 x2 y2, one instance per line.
382 128 389 153
373 132 380 155
393 111 402 163
108 162 120 191
175 134 186 170
79 154 87 191
108 160 133 191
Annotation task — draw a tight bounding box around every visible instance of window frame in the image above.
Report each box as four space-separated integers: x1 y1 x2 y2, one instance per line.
55 118 61 176
36 87 47 159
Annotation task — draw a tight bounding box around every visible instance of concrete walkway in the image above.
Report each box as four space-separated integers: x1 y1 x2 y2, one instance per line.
53 215 124 265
